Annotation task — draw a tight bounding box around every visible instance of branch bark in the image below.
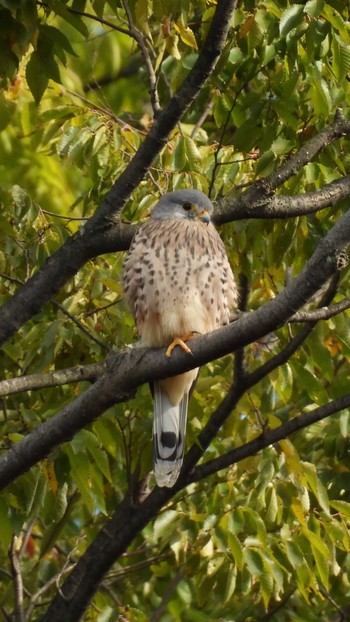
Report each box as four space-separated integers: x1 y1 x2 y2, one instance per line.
0 363 105 397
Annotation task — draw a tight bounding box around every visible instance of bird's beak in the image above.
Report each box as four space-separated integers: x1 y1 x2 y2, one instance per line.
197 209 210 224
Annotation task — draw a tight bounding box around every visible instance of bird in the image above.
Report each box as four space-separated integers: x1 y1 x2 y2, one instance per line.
123 189 238 487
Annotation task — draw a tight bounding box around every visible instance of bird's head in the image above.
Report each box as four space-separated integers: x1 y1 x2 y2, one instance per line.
151 189 214 224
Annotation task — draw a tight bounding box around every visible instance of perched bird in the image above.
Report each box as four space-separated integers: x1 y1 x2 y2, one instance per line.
123 189 237 487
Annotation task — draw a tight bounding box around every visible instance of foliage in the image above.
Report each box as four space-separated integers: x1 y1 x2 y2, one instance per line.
0 1 350 621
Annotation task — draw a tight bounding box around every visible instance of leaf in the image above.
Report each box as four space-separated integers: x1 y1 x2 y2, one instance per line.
174 17 198 50
0 497 14 550
261 569 274 609
279 5 304 36
313 545 329 588
285 540 304 568
26 51 49 104
302 461 330 514
40 24 77 57
223 565 237 603
244 548 264 576
332 39 350 82
304 0 324 17
302 527 330 559
227 532 243 569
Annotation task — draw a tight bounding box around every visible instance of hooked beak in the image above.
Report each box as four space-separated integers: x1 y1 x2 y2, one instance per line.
197 208 210 224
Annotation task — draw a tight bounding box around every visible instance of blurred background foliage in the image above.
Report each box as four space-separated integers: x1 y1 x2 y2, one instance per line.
0 0 350 620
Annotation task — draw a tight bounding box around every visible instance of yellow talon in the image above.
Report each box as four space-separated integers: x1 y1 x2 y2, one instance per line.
165 335 194 357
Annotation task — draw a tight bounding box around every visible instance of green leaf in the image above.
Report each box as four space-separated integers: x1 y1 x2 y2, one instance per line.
25 51 49 104
40 24 77 57
285 540 304 568
227 532 243 569
261 569 274 609
302 461 330 514
279 5 304 36
304 0 324 17
0 497 14 550
244 548 264 576
223 565 237 603
302 527 330 559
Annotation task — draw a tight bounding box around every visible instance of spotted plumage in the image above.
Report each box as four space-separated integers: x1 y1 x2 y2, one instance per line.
123 189 238 487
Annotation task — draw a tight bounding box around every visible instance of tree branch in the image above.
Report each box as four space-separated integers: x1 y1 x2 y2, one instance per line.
214 174 350 222
0 362 105 398
187 391 350 483
289 297 350 322
213 110 350 224
0 0 238 348
9 537 25 622
122 0 161 115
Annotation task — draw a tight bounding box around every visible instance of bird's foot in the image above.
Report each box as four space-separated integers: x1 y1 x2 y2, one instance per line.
165 332 200 357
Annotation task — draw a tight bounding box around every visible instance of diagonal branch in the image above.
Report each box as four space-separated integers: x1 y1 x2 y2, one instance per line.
0 0 238 348
213 110 350 225
214 174 350 222
122 0 161 115
187 391 350 483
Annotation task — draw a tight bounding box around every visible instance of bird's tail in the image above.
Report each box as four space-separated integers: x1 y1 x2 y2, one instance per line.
153 380 188 487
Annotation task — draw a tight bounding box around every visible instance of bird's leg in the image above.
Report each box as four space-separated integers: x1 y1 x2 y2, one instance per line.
165 332 201 358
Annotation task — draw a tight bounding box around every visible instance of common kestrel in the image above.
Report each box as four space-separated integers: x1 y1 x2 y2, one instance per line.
123 189 237 487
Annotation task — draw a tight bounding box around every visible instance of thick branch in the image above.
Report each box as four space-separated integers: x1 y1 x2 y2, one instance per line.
0 205 349 490
0 0 237 348
187 392 350 483
214 174 350 223
213 110 350 225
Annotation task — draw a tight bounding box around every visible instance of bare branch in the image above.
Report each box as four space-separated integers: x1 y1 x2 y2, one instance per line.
122 0 161 115
188 391 350 483
213 110 350 224
214 174 350 223
0 362 105 397
9 537 25 622
289 297 350 322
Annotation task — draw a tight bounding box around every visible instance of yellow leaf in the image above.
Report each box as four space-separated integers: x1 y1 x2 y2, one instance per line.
174 17 198 50
291 499 307 525
165 33 181 60
44 460 58 494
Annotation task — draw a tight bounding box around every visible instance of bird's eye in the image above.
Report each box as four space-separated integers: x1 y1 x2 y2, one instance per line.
183 202 192 211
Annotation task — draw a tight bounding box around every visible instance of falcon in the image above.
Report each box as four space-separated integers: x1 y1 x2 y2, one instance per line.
123 189 237 487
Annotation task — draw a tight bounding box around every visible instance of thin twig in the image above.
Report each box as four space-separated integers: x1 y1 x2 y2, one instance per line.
9 537 25 622
190 101 213 138
0 272 111 353
122 0 161 115
289 298 350 322
64 6 131 37
150 569 185 622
